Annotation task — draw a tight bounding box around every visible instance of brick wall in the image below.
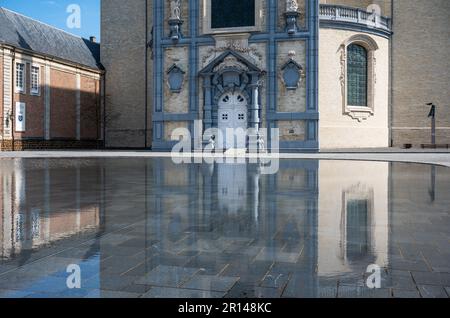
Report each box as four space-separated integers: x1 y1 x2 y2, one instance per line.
80 75 100 140
0 49 103 151
0 139 103 151
50 68 77 139
0 53 3 137
391 0 450 147
13 63 45 139
101 0 152 148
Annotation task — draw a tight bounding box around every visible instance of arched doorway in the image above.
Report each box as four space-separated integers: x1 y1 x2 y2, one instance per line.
218 92 248 149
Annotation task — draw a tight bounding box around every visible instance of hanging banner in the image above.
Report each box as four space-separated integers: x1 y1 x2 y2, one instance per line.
15 102 26 132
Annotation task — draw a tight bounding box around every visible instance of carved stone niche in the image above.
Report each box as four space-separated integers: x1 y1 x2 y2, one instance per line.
281 52 304 90
167 64 185 93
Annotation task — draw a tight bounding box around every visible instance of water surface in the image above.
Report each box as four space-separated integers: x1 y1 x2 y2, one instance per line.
0 158 449 298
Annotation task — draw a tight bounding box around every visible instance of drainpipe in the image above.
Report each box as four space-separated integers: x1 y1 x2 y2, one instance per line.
389 2 394 147
11 48 16 151
102 71 106 148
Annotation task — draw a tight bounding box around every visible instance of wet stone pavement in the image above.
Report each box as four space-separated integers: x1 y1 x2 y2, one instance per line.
0 158 449 298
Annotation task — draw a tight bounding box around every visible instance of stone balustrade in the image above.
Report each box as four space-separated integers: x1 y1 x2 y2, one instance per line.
319 4 391 32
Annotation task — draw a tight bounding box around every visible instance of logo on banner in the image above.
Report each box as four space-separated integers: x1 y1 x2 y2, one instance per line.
15 102 26 132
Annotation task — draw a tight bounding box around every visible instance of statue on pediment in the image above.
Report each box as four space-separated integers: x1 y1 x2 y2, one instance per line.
286 0 299 12
170 0 181 20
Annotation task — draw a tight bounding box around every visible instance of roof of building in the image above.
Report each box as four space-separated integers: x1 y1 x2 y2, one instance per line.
0 7 101 70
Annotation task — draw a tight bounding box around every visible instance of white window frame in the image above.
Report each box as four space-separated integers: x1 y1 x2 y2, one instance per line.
30 64 41 96
15 62 26 93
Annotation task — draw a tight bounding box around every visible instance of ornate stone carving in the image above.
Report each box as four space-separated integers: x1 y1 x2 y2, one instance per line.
168 0 183 42
280 51 304 90
199 51 264 134
286 0 299 12
169 0 181 19
339 45 346 98
167 64 185 93
202 41 263 67
213 56 249 73
339 36 378 122
284 1 301 35
373 56 377 84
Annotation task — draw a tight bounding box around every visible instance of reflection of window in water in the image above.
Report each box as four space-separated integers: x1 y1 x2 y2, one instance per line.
31 209 41 239
346 199 369 259
15 214 25 242
217 164 247 215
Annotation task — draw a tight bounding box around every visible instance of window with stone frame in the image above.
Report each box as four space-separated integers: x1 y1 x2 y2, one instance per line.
347 44 368 107
16 63 25 93
211 0 255 29
31 65 40 95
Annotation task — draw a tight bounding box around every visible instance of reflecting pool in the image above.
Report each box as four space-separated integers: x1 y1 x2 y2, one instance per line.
0 158 449 298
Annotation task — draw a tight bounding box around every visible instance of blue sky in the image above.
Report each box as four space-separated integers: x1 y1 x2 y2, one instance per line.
1 0 100 40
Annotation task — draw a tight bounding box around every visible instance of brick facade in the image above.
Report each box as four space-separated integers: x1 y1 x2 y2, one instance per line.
13 63 45 139
0 53 3 138
3 1 444 151
50 68 77 139
102 0 320 151
0 159 101 258
391 0 450 147
101 0 152 148
0 48 103 151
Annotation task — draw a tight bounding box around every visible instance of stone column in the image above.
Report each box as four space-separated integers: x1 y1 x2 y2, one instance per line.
2 49 13 139
44 64 51 140
202 75 213 148
203 75 213 130
76 73 81 141
248 73 261 152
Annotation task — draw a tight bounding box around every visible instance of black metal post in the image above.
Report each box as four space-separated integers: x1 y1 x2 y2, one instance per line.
427 103 436 146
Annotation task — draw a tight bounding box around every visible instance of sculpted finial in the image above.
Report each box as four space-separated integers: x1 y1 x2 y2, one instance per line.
170 0 181 20
286 0 299 12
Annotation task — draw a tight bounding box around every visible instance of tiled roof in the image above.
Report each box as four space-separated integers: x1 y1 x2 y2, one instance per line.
0 7 101 70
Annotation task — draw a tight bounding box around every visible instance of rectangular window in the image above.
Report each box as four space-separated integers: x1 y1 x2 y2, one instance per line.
211 0 255 29
16 63 25 93
31 65 40 95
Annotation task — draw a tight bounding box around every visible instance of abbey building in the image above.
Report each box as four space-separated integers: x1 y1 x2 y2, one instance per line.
101 0 449 151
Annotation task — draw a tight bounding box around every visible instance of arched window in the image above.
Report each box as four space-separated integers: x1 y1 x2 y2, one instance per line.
347 44 368 107
340 35 378 121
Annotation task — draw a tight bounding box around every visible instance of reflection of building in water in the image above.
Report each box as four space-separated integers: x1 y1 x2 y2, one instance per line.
146 158 319 270
317 161 389 275
0 157 396 296
145 158 390 281
217 164 247 216
0 159 101 260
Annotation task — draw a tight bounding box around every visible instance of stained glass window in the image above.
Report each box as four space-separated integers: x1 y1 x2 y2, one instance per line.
211 0 255 29
347 44 368 106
